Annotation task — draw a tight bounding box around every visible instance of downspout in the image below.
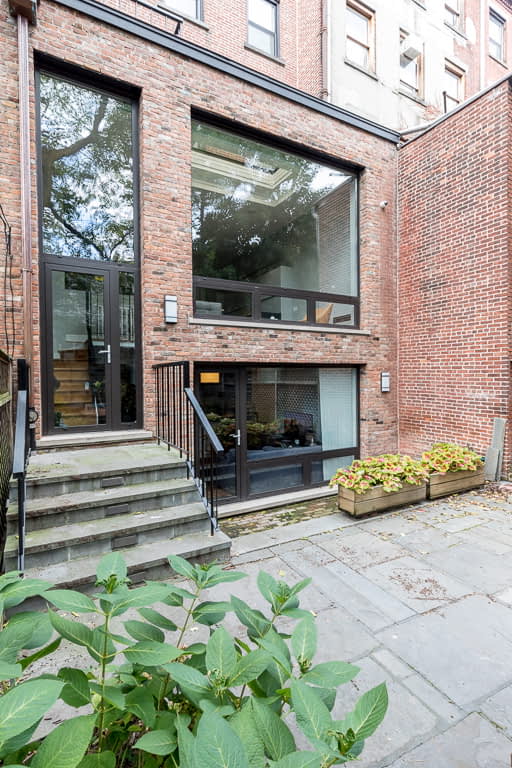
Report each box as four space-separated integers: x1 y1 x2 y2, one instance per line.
320 0 329 100
480 0 486 90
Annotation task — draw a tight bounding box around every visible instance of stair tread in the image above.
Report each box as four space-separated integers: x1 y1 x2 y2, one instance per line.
20 444 185 487
22 531 231 588
8 477 196 517
4 503 208 555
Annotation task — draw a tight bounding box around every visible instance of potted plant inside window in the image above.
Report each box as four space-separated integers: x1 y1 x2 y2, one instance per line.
422 442 485 499
330 454 429 517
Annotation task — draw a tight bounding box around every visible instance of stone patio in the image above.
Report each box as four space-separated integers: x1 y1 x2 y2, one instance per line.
31 486 512 766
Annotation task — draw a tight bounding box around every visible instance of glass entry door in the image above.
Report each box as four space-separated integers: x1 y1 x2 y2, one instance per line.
43 265 139 432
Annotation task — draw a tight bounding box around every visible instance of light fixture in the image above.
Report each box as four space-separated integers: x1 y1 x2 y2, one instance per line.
381 372 390 392
164 295 178 323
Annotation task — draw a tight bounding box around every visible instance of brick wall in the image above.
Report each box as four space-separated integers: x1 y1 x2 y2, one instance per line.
0 0 398 455
398 80 512 468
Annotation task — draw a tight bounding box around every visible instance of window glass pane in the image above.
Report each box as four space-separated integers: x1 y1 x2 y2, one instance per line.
444 69 460 100
195 286 252 317
316 301 356 325
400 55 418 91
347 6 368 45
119 272 137 423
249 463 303 495
260 296 307 322
160 0 198 16
311 455 354 484
248 0 275 31
192 121 358 307
489 14 504 58
346 38 369 68
444 2 459 26
248 25 276 55
40 74 134 263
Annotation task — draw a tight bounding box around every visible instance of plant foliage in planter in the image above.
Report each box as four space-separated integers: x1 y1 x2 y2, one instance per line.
329 454 428 494
421 442 483 474
0 554 388 767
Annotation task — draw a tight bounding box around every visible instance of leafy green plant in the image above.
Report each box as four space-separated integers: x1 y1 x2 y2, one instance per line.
330 453 428 494
421 442 483 474
0 554 388 767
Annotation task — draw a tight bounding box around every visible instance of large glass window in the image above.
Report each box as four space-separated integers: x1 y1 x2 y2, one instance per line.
39 73 135 263
248 0 278 56
192 121 358 326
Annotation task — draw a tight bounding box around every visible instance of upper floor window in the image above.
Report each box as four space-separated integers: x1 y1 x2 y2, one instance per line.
160 0 201 19
400 30 422 98
445 0 461 29
489 9 506 62
444 61 464 110
191 120 359 327
346 2 374 70
247 0 279 57
38 72 135 263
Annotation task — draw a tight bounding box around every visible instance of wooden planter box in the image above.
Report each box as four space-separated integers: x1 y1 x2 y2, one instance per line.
337 483 427 518
427 469 485 499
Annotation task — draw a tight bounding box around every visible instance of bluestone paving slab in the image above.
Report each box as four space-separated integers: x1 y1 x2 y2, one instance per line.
310 528 407 570
397 525 462 555
230 513 353 556
456 524 512 555
424 541 512 593
402 673 464 724
481 684 512 738
377 594 512 707
385 713 512 768
361 555 471 612
431 514 488 533
371 648 413 679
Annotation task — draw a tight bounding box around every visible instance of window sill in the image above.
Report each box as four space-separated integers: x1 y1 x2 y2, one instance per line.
244 43 285 65
489 53 507 68
155 3 209 29
189 317 371 335
409 0 426 8
344 59 378 81
443 21 467 40
398 88 426 105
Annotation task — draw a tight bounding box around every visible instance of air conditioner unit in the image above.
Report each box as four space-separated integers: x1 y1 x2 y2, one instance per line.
400 34 422 60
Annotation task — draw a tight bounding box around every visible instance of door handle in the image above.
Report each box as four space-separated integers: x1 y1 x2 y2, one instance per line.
229 429 241 446
97 344 111 364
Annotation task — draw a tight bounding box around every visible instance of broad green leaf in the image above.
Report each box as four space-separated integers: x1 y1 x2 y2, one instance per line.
302 661 359 689
125 687 157 728
31 714 95 768
58 668 90 708
6 611 53 649
344 683 388 741
272 752 323 768
229 704 265 768
176 713 195 768
229 649 271 686
135 729 177 756
1 578 52 609
193 600 232 626
257 571 278 604
166 663 212 705
0 679 64 747
194 712 250 768
89 683 125 710
206 627 237 679
231 596 271 639
290 679 332 744
90 627 117 664
106 585 172 617
251 698 295 761
19 637 62 672
45 589 97 614
49 611 94 650
203 569 246 588
280 608 316 620
257 628 292 678
137 606 177 631
0 660 22 680
77 752 116 768
0 620 36 663
0 719 40 760
200 699 236 717
123 641 182 666
162 587 186 605
124 620 165 643
289 578 312 597
95 552 127 583
0 571 23 590
168 554 196 581
291 617 317 665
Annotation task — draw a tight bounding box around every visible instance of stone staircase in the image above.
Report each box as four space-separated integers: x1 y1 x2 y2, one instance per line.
6 442 231 590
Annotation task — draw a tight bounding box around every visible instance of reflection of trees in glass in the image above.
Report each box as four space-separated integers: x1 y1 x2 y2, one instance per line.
40 74 134 262
191 124 347 288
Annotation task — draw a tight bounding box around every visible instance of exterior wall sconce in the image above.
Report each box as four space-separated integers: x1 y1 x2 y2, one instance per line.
381 372 390 392
164 295 178 323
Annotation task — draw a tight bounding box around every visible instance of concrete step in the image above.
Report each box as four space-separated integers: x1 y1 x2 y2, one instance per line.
7 477 198 533
4 502 212 570
10 444 187 501
20 530 231 593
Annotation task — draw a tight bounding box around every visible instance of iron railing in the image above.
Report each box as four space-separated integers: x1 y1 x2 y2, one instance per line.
12 359 30 571
0 351 12 573
153 361 224 534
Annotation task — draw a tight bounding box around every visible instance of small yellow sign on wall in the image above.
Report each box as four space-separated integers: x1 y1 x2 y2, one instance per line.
200 372 220 384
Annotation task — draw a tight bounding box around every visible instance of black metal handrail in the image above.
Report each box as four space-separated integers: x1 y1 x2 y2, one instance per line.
0 351 13 573
153 361 224 534
12 359 30 571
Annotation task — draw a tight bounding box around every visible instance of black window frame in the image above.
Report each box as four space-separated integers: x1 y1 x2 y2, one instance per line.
190 111 361 330
247 0 280 58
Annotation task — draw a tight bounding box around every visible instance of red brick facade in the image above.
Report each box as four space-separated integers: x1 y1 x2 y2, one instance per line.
398 80 512 467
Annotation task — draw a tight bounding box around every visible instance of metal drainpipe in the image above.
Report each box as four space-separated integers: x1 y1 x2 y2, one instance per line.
320 0 329 100
17 13 33 370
